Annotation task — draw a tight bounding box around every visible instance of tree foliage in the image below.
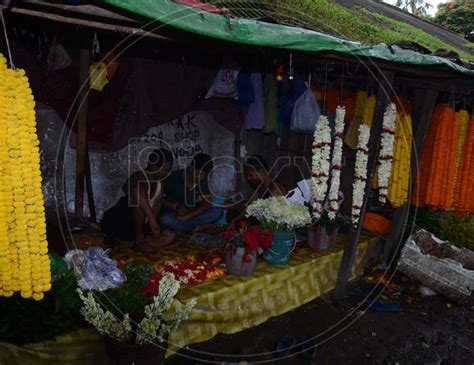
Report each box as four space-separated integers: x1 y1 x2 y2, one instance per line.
435 0 474 41
395 0 433 16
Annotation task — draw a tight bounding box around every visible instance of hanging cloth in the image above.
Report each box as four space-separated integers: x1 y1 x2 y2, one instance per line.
263 73 278 134
245 72 265 130
235 71 255 105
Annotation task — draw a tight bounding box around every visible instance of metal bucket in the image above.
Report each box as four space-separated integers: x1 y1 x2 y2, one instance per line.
263 231 295 265
225 244 257 276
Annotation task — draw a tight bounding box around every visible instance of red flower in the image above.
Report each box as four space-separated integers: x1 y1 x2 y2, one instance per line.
223 228 235 240
242 230 260 251
142 274 161 296
259 228 273 250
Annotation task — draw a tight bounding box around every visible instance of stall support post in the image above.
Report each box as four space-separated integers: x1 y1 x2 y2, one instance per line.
333 70 394 301
85 145 97 223
74 48 90 219
382 88 438 265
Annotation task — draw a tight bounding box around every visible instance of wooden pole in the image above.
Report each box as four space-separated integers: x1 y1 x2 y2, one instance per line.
235 128 242 193
382 88 438 265
84 145 97 223
333 70 395 301
74 48 90 219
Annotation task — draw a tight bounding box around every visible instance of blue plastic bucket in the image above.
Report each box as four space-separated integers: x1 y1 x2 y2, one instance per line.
263 231 295 265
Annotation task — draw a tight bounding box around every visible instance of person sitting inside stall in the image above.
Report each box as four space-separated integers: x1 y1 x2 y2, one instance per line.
101 148 176 253
227 155 287 229
160 153 222 233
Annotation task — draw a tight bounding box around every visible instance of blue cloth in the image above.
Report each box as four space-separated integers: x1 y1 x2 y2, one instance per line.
159 207 223 233
236 71 255 105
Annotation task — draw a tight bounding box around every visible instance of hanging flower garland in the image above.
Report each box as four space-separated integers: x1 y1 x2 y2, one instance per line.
351 124 371 227
0 54 51 300
344 91 376 149
388 112 413 208
377 103 397 204
453 113 474 216
452 109 469 206
311 115 332 221
327 106 346 221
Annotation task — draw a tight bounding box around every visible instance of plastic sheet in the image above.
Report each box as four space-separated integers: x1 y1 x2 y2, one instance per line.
104 0 474 75
64 247 127 291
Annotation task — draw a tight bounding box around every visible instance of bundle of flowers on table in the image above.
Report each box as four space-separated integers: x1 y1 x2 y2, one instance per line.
224 220 273 262
152 251 225 286
246 197 312 265
246 196 312 232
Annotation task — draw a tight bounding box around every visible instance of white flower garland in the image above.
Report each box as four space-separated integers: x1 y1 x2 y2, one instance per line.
351 124 371 227
327 106 346 221
311 115 332 221
377 103 397 204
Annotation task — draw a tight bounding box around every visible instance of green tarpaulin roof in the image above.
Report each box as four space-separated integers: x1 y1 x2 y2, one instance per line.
104 0 474 75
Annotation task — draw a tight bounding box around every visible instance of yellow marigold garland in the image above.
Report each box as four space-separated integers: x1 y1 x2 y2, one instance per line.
0 54 51 300
388 112 412 207
452 110 469 201
345 91 376 149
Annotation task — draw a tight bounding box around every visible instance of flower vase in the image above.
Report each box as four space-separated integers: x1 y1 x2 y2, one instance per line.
225 244 257 276
263 231 295 265
307 225 338 252
105 336 167 365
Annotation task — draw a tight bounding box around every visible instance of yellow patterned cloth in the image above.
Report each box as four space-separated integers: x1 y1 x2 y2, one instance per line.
166 237 376 356
0 236 377 362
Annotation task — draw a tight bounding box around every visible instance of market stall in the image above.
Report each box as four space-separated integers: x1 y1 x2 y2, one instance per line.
0 0 473 363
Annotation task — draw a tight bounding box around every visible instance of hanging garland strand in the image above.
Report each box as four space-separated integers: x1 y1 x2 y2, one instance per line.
351 124 371 227
0 54 51 300
311 115 332 221
327 106 346 221
377 103 397 204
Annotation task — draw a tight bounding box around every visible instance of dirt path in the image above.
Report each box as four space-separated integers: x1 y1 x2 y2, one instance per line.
167 273 474 364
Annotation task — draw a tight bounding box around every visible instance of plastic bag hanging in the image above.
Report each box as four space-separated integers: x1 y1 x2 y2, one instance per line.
290 74 321 133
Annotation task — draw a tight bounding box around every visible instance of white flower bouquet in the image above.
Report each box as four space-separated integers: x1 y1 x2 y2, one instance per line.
77 274 196 345
246 196 312 232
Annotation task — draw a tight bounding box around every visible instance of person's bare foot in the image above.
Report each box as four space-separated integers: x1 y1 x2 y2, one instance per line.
148 230 176 248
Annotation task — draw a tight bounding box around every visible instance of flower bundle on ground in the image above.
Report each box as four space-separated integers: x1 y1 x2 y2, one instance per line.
152 251 225 286
311 115 332 221
0 54 50 300
351 124 371 227
77 274 196 344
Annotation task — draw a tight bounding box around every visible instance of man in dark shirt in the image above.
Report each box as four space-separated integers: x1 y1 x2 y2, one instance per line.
160 153 222 232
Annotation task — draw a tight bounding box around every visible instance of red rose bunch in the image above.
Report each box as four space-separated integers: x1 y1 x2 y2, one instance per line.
224 221 274 262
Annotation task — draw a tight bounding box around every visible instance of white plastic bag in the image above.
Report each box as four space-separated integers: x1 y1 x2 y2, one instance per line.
205 59 240 99
290 82 321 133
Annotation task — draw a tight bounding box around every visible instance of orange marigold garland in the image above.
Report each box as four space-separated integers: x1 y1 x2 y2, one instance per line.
412 105 465 212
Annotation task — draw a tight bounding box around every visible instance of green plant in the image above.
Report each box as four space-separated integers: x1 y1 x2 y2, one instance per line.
0 270 84 345
437 213 474 251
